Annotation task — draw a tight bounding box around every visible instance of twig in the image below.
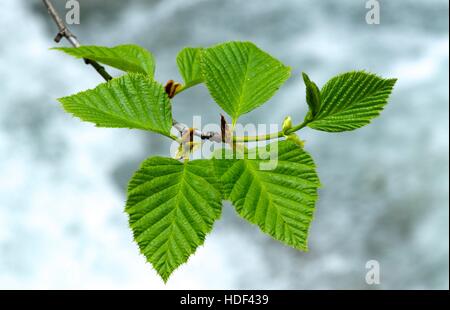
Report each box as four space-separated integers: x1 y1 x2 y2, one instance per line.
42 0 222 142
172 121 222 143
42 0 112 81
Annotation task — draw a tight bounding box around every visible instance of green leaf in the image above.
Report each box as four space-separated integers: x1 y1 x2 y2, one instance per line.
176 47 204 88
302 72 321 119
126 157 222 282
58 73 172 136
213 140 320 250
201 41 291 123
53 44 156 76
307 71 397 132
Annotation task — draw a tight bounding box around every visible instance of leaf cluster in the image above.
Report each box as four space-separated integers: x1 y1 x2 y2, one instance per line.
54 42 396 281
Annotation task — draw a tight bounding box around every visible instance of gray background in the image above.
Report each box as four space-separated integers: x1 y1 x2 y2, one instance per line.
0 0 448 289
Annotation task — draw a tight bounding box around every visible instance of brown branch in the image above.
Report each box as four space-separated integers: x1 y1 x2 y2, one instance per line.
220 114 227 143
42 0 112 81
42 0 224 142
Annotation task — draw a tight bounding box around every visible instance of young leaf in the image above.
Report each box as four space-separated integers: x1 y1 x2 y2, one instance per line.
58 73 172 136
213 140 320 250
201 41 291 123
176 47 204 88
307 71 397 132
53 44 156 76
282 116 293 133
302 72 321 119
126 157 222 282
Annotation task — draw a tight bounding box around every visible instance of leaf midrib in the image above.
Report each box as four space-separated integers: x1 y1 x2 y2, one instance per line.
243 159 299 240
314 80 390 122
62 90 170 136
233 44 251 122
91 55 145 73
158 162 191 276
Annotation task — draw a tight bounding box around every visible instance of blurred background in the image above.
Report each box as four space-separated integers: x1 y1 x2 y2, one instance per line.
0 0 448 289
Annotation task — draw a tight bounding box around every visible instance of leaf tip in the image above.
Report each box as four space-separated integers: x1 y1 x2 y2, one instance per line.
56 96 67 105
50 47 69 52
158 271 171 284
301 72 310 84
387 77 398 86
